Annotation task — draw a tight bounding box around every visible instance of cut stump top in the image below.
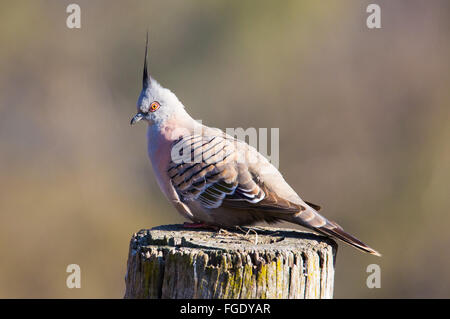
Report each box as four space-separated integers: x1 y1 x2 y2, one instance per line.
130 224 337 254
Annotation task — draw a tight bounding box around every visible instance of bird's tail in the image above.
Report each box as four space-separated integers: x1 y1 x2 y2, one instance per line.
287 206 381 257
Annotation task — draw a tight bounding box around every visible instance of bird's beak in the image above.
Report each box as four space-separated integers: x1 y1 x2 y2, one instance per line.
130 112 144 125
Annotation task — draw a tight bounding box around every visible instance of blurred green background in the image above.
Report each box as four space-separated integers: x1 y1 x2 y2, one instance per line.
0 0 449 298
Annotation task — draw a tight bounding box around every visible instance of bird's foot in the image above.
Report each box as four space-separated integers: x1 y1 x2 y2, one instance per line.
182 222 219 231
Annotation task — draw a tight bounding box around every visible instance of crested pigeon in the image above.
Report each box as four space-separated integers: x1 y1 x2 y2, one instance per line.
131 37 380 256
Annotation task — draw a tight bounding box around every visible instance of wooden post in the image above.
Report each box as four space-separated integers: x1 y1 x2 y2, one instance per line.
124 224 337 299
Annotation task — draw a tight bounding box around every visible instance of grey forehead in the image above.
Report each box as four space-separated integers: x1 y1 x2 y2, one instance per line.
137 89 150 112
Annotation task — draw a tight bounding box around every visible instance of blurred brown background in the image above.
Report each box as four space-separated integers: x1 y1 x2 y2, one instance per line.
0 0 449 298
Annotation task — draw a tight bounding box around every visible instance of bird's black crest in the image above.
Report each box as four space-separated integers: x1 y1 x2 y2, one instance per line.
143 31 149 87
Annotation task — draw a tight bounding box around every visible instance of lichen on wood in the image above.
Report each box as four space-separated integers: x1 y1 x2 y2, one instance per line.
124 224 337 299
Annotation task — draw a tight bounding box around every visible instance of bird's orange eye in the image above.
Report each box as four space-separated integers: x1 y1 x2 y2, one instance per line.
149 101 160 112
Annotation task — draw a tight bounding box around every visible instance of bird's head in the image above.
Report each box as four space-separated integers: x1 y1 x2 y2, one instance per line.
131 35 185 127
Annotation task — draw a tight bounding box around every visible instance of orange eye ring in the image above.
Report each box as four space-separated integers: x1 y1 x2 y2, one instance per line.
149 101 161 112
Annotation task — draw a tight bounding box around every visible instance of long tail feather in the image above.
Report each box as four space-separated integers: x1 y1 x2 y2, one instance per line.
315 221 381 256
288 206 381 256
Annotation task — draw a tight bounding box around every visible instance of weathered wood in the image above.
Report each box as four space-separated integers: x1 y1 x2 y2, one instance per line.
124 224 337 299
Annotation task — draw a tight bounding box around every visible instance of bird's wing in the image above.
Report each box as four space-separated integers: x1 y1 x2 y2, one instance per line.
167 134 380 256
167 134 302 213
304 200 321 211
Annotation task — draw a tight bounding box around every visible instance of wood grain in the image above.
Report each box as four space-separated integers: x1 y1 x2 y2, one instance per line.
124 224 337 299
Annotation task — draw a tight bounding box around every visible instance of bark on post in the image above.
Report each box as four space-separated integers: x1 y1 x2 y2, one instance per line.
124 224 337 299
